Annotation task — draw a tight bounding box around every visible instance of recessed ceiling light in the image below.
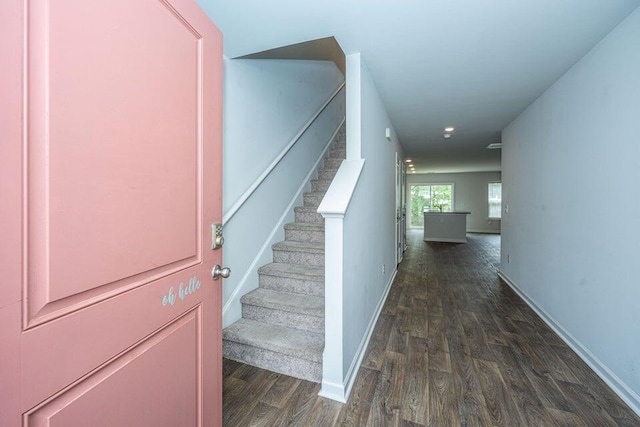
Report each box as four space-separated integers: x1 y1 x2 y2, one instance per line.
486 143 502 149
411 171 415 173
405 159 412 163
443 133 452 139
444 126 455 132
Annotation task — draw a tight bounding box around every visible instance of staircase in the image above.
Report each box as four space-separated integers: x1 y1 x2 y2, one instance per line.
222 126 346 382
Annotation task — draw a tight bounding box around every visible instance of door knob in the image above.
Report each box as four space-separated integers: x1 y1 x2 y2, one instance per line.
212 265 231 280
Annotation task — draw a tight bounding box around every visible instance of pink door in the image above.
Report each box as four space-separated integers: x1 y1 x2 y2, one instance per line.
0 0 224 425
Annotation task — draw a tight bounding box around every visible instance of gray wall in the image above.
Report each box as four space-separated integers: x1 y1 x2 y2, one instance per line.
501 7 640 411
223 59 344 209
407 172 502 233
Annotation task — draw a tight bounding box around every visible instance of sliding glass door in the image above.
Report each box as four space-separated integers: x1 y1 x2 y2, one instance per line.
410 184 454 227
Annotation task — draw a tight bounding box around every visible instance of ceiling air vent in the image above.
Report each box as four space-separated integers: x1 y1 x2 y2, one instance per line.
486 143 502 149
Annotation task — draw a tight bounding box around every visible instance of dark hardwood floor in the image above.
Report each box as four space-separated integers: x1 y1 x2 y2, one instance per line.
223 230 640 426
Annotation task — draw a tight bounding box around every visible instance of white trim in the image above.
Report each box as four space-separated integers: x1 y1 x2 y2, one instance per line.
317 159 365 216
319 268 397 402
498 271 640 417
345 53 361 160
223 82 346 225
319 216 345 401
221 121 344 325
318 380 347 403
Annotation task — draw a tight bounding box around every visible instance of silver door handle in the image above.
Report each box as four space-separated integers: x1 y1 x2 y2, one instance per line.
212 265 231 280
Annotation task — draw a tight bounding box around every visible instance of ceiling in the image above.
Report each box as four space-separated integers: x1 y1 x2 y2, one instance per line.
197 0 640 173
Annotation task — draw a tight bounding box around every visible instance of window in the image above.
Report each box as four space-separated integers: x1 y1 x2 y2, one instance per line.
488 182 502 219
410 184 453 227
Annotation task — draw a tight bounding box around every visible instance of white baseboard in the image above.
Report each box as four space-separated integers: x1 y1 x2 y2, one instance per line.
319 268 397 402
498 271 640 417
318 379 347 403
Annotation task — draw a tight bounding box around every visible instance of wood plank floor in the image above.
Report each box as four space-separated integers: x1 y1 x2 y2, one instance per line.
223 230 640 426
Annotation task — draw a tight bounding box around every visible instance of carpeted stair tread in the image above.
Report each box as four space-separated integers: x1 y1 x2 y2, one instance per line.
323 158 344 169
302 192 326 208
222 122 347 381
241 288 324 317
329 150 346 159
223 318 324 362
258 263 324 296
258 262 324 282
311 179 333 192
284 222 324 232
302 191 327 198
273 240 324 254
294 206 322 214
318 169 339 180
284 219 325 243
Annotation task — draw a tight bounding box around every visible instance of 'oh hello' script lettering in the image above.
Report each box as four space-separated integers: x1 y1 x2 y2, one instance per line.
161 276 201 306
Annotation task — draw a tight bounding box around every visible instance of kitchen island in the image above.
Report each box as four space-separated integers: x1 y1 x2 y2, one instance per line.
423 210 471 243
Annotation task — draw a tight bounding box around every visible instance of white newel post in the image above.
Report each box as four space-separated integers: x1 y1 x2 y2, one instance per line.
318 214 346 401
317 159 365 402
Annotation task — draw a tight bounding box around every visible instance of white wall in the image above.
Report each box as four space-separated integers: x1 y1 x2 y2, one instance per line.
501 7 640 414
222 58 344 326
407 172 502 233
224 59 344 208
319 53 404 401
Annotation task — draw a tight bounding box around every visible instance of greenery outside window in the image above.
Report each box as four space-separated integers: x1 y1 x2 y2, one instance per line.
488 182 502 219
410 184 453 227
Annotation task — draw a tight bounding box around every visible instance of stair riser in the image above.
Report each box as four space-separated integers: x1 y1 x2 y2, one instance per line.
285 227 324 243
318 169 338 181
223 341 322 383
303 193 324 208
295 210 324 224
311 179 332 192
242 305 324 334
259 274 324 297
330 148 346 159
323 158 343 170
273 249 324 267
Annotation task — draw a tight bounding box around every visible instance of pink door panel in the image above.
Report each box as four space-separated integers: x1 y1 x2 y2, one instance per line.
0 0 223 425
26 308 201 427
28 0 202 326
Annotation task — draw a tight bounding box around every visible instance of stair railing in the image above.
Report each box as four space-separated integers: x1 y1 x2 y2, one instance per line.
223 81 346 225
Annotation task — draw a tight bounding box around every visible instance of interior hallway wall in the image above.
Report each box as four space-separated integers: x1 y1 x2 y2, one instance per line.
501 7 640 413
